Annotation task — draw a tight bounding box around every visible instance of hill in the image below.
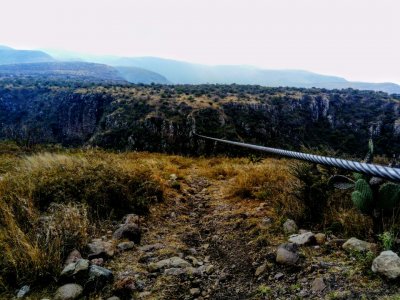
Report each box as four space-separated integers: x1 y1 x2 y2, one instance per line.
0 45 54 65
0 62 126 83
56 53 400 94
0 78 399 156
114 66 169 84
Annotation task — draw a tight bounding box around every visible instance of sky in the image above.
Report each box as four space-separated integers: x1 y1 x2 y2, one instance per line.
0 0 399 83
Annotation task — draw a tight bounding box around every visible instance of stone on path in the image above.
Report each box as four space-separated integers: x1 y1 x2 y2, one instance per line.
371 250 400 279
276 243 299 265
148 257 191 272
288 232 316 246
283 219 298 235
342 237 377 253
54 284 83 300
311 277 326 292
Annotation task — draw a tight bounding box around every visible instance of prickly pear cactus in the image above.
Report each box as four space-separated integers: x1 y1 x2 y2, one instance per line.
351 179 373 213
377 183 400 210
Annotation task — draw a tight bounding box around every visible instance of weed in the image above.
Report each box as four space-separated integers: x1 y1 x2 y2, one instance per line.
378 231 396 251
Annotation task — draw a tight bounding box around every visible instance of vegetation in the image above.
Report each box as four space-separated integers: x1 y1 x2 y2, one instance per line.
0 146 164 289
0 78 399 156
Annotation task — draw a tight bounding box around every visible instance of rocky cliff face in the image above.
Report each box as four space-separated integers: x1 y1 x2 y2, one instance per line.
0 80 399 156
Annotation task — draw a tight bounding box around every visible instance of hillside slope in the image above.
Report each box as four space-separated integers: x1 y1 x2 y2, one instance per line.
0 62 126 83
115 66 169 84
0 46 54 65
0 79 399 156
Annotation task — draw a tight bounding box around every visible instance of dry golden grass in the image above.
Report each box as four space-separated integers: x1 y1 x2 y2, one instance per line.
0 143 383 291
0 150 168 289
227 158 304 220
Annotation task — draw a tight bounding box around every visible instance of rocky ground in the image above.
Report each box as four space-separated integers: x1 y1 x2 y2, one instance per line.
12 167 400 300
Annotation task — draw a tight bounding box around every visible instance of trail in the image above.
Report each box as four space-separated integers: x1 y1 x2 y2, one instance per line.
109 168 263 299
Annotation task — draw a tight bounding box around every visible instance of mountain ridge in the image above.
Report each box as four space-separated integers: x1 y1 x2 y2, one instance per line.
1 45 399 94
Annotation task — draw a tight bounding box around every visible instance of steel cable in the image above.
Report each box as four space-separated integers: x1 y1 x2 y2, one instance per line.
195 134 400 182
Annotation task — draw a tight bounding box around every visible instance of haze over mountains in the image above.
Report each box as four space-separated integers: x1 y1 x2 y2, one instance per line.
0 45 399 94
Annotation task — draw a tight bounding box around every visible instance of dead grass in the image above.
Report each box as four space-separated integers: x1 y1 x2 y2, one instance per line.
0 150 167 290
0 142 383 291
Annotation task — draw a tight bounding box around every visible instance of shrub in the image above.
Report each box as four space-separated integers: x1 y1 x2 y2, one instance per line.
289 162 331 224
0 152 163 289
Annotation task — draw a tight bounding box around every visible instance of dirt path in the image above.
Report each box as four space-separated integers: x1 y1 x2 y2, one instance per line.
106 166 400 300
107 168 265 299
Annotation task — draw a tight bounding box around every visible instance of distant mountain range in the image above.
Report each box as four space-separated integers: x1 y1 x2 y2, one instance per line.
0 45 399 93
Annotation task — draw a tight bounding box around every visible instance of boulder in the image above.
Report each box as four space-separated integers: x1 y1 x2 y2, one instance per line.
85 265 113 292
342 237 377 253
60 259 89 282
113 223 141 243
54 284 83 300
289 232 316 246
148 257 191 272
283 219 298 235
276 243 299 265
371 251 400 279
87 239 115 259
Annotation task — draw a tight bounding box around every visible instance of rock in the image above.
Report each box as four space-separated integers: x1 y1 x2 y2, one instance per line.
186 255 200 266
371 250 400 279
311 277 326 292
113 276 137 295
117 241 135 251
255 263 267 276
164 268 186 276
288 232 316 246
54 284 83 300
276 243 299 265
16 285 30 298
205 264 214 275
60 259 89 282
283 219 298 234
315 233 326 245
87 239 115 259
190 288 201 296
342 237 377 253
113 223 141 243
139 243 164 252
64 250 82 266
85 265 113 292
148 257 191 272
90 258 104 266
274 272 284 280
122 214 140 225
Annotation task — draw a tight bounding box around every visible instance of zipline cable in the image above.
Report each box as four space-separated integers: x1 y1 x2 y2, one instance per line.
195 133 400 182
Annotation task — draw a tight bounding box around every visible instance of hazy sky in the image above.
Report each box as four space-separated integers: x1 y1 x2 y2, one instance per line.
1 0 399 83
